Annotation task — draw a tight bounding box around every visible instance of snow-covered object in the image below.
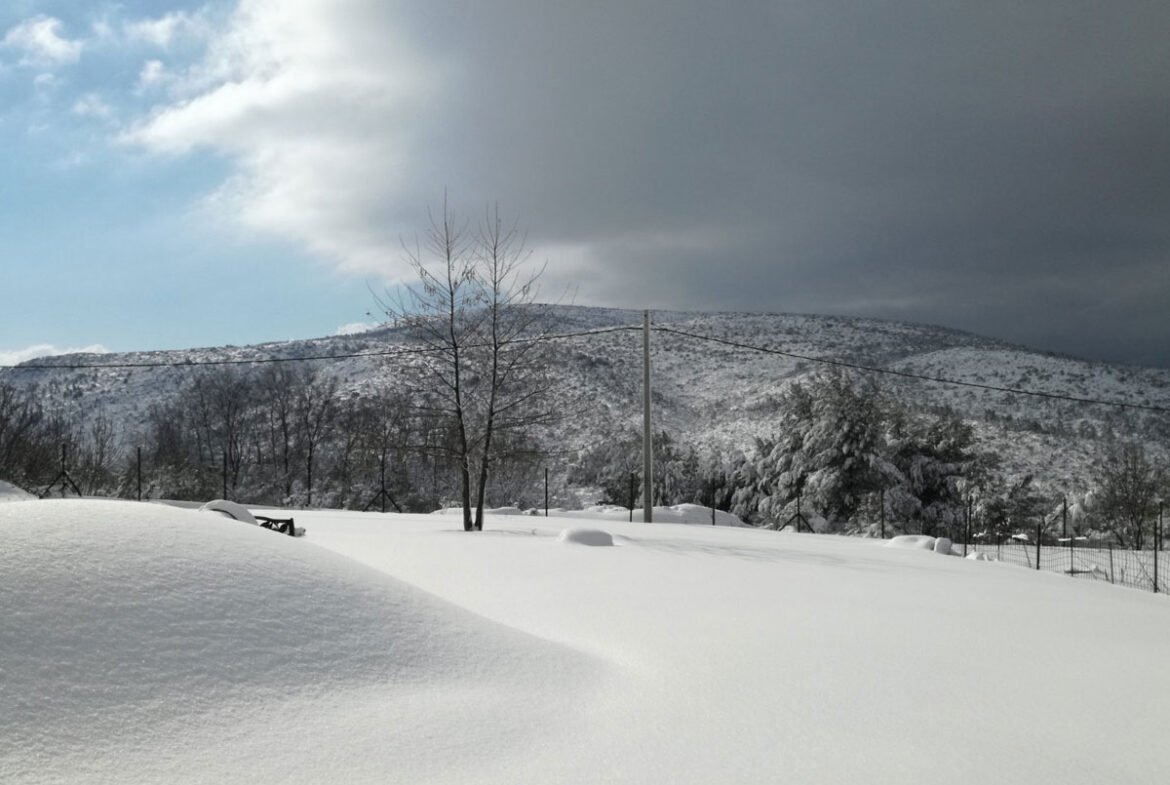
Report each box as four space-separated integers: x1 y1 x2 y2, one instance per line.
0 479 34 502
433 503 744 526
967 551 996 561
808 514 830 533
198 498 258 524
557 527 614 546
885 534 957 555
886 534 938 550
574 503 744 526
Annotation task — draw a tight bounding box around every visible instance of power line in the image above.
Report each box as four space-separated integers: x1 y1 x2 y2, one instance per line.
0 325 638 371
652 325 1170 415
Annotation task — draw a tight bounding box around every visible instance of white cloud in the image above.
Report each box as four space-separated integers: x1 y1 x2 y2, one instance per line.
2 16 83 68
71 93 114 120
335 321 378 336
91 19 115 42
123 0 433 277
32 72 58 90
0 344 109 367
136 59 170 91
124 10 211 48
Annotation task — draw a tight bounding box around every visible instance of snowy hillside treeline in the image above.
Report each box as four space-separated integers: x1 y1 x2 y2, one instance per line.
2 367 1165 545
0 366 545 512
1 307 1167 539
569 370 1168 544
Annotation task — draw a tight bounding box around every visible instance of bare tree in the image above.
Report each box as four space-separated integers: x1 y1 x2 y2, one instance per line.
1095 442 1164 549
76 410 119 495
295 368 338 507
376 198 558 530
0 383 43 486
377 196 480 530
259 365 300 499
468 204 556 529
188 368 254 497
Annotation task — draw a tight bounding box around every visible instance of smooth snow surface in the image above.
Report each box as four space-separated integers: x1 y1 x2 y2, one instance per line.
4 502 1169 784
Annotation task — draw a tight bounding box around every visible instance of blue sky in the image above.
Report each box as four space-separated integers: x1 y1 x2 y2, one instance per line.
0 1 375 361
2 1 1168 367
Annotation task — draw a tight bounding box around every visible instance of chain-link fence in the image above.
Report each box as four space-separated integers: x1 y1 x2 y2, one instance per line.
963 539 1167 594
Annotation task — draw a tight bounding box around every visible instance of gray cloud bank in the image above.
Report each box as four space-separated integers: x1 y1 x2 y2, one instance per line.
132 1 1170 367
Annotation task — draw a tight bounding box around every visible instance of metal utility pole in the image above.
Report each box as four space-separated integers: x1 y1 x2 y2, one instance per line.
642 310 653 523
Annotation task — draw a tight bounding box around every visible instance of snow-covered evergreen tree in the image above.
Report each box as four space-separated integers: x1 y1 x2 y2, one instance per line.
748 372 898 528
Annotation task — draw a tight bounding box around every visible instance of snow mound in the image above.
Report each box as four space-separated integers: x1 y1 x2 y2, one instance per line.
933 537 955 555
967 551 996 561
198 498 258 524
431 504 745 526
558 527 614 546
575 503 744 526
0 479 34 502
0 500 595 784
886 534 937 550
886 534 958 555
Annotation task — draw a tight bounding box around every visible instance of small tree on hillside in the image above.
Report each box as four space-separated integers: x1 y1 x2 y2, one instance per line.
1093 442 1164 549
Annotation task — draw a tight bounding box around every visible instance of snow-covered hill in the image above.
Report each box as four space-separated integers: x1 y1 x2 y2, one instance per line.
3 306 1168 499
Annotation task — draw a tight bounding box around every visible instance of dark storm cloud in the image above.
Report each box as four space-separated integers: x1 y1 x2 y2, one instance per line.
246 1 1156 366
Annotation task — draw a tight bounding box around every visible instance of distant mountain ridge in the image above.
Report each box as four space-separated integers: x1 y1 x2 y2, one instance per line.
4 305 1168 499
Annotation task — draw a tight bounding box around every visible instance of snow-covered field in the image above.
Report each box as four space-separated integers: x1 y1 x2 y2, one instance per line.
3 499 1168 784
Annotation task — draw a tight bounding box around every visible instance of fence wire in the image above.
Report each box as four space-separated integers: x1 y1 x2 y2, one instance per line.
965 540 1168 594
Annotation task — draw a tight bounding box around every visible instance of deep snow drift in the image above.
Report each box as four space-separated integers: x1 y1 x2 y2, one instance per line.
0 480 33 502
3 500 1169 784
0 501 598 784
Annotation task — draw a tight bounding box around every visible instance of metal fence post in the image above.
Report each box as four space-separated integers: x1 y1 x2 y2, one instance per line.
1035 522 1041 571
136 447 142 502
962 498 969 557
1108 544 1115 584
710 479 716 526
222 450 228 501
880 488 885 539
380 454 387 513
544 468 549 517
1155 510 1160 593
628 472 635 523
